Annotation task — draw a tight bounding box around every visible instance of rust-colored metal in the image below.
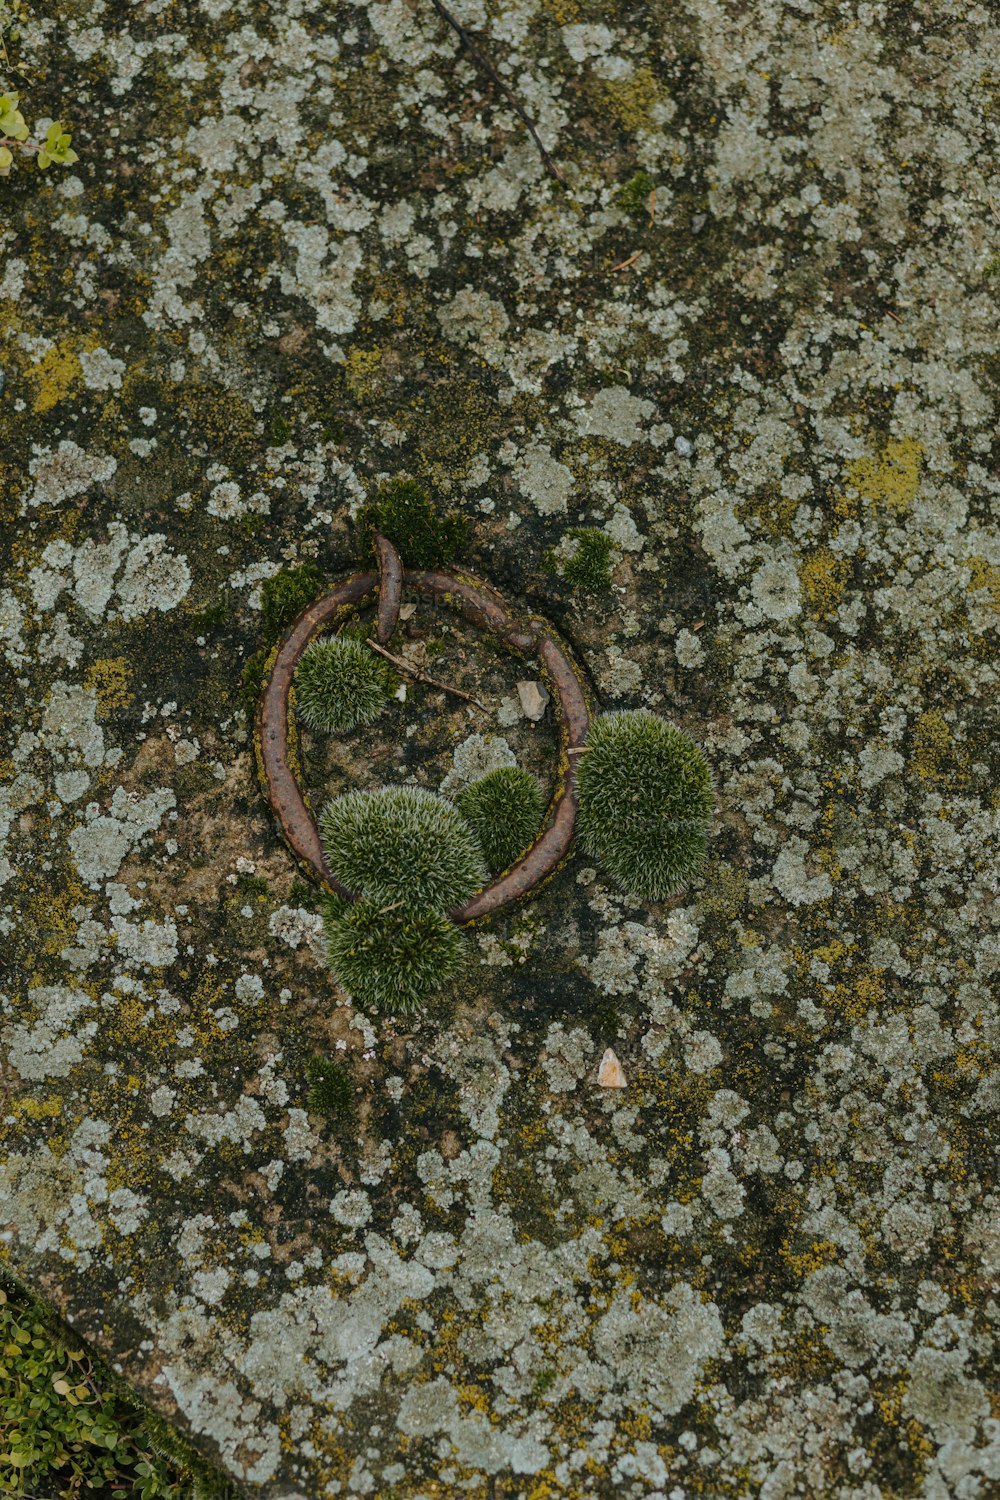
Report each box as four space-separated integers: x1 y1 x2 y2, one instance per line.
373 531 402 644
255 571 377 897
256 561 591 924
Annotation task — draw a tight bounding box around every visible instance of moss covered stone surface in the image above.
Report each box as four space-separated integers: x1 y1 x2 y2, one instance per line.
1 1 999 1497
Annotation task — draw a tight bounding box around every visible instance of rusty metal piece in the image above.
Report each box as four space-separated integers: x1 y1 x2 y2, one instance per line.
373 531 402 644
255 571 377 897
256 562 591 923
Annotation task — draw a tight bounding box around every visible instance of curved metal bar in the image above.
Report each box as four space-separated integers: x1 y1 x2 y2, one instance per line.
255 572 377 897
373 532 403 644
256 563 591 923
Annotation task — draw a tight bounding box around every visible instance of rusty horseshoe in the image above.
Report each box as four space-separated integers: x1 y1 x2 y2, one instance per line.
255 536 591 924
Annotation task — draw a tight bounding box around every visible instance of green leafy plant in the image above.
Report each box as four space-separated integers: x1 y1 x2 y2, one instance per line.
548 528 617 595
576 710 714 900
294 635 396 732
0 1277 233 1499
357 477 470 568
456 766 545 872
0 92 77 176
319 786 487 910
305 1055 354 1117
323 897 466 1010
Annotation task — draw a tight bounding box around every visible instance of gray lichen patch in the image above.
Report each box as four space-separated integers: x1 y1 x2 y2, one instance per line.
1 0 999 1496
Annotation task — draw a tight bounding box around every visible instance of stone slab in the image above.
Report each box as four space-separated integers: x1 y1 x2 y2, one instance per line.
2 2 999 1497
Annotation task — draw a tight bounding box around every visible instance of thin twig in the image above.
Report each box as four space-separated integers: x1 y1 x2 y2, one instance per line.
428 0 567 188
367 638 488 711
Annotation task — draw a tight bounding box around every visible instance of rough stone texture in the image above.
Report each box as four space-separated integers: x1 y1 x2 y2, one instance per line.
2 1 999 1497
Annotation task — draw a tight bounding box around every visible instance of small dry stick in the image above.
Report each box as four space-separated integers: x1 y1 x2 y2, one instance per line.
428 0 567 188
367 639 488 711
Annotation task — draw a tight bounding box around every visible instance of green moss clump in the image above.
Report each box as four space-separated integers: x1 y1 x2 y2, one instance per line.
294 636 396 731
577 710 714 900
457 767 545 873
616 169 655 218
323 898 466 1010
319 786 487 910
261 562 324 641
306 1056 354 1118
357 477 470 568
555 528 617 595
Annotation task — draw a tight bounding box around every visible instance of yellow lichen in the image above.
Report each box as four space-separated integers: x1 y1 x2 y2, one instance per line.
343 346 387 402
604 68 661 132
799 547 849 618
539 0 579 21
780 1237 839 1278
84 656 132 715
11 1095 63 1121
846 436 923 512
910 708 963 786
967 556 1000 612
30 344 82 413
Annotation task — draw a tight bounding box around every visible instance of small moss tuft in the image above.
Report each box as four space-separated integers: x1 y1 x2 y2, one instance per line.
294 636 396 732
288 878 324 912
550 528 617 595
457 766 545 873
324 898 466 1010
240 648 268 714
616 169 655 218
305 1056 354 1118
319 786 487 910
357 477 470 568
576 710 714 900
261 563 324 641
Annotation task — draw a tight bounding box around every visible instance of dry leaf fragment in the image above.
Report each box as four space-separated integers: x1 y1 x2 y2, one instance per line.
597 1048 627 1088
